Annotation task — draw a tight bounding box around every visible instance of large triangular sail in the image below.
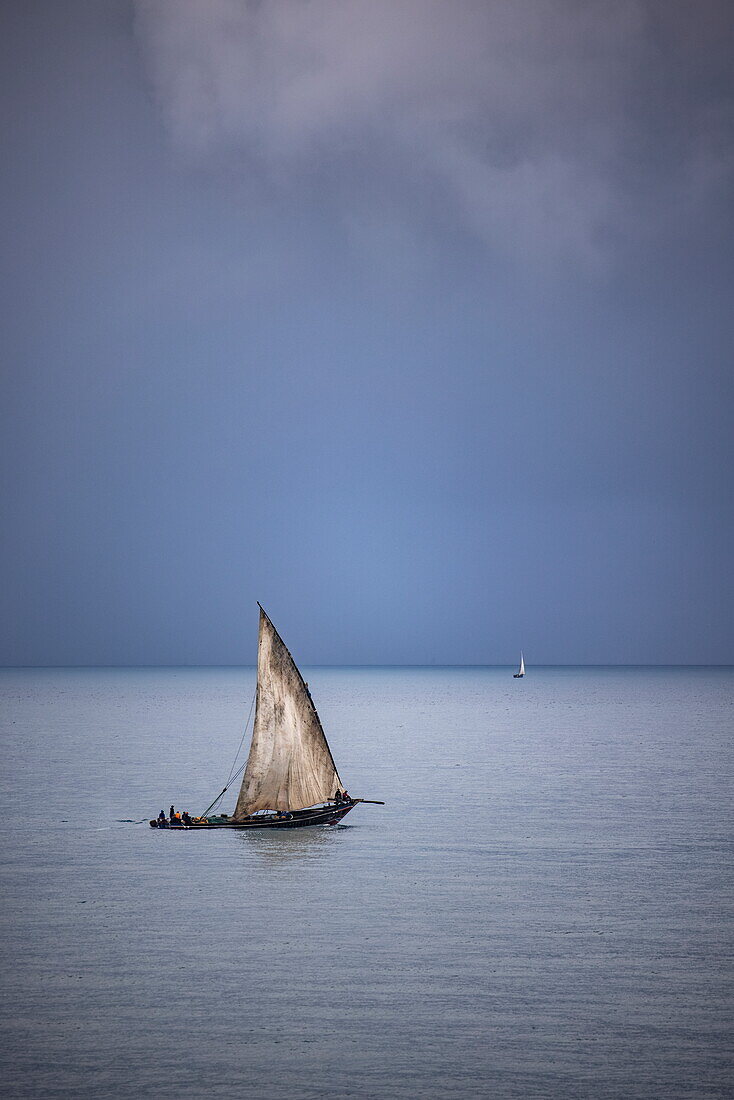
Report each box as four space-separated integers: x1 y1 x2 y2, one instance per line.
232 607 343 820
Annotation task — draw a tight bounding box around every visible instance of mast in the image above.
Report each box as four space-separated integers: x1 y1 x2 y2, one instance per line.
232 606 343 819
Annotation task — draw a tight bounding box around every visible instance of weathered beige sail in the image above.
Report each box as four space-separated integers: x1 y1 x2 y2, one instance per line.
232 607 343 819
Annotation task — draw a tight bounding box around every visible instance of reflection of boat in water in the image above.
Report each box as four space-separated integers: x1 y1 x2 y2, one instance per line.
151 605 383 831
244 826 345 867
513 652 525 678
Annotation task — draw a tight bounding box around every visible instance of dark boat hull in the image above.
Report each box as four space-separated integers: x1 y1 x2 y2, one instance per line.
150 803 355 830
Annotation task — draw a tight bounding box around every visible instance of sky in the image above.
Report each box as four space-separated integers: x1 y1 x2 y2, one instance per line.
1 0 732 665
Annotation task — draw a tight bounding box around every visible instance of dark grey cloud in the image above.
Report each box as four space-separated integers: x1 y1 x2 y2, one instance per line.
133 0 733 269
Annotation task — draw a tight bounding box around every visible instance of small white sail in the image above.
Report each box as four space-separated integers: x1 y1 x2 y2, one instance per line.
519 652 525 676
232 607 343 819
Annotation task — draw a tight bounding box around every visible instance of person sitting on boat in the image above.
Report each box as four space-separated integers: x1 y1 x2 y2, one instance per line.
181 810 191 825
334 789 342 804
172 810 182 825
342 790 352 804
157 810 166 824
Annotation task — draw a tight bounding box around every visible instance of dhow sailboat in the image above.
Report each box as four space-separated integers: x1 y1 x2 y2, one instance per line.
513 652 525 678
150 605 383 830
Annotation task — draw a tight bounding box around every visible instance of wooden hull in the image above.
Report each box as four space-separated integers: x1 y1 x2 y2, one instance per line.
150 803 355 830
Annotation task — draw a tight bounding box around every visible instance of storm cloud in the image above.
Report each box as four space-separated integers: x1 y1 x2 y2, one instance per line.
133 0 733 268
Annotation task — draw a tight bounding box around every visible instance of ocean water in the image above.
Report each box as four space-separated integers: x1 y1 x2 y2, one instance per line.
0 665 732 1099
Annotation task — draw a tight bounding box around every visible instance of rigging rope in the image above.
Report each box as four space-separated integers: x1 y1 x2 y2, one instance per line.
225 688 257 785
199 686 256 818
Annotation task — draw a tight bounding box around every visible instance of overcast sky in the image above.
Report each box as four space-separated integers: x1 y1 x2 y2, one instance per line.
1 0 732 665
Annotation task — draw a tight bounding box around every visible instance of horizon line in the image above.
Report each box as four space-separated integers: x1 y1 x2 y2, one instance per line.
1 663 732 671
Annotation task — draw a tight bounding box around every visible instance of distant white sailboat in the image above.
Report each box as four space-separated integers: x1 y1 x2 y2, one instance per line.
513 652 525 678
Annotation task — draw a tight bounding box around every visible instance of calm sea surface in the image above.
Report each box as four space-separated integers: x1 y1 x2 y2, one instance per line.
1 666 732 1098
